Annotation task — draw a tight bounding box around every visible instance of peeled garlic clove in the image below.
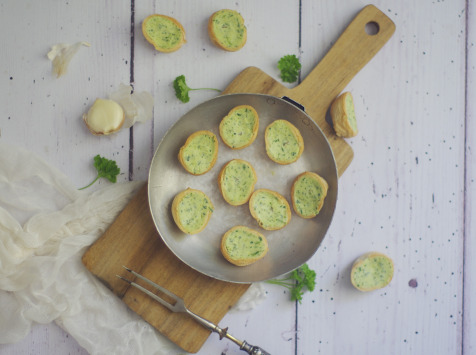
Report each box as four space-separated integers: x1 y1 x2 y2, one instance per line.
83 99 125 135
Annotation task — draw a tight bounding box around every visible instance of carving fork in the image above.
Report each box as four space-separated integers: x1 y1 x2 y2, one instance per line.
117 266 271 355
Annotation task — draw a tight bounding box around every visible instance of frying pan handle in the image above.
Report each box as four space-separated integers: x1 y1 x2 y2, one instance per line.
291 4 395 119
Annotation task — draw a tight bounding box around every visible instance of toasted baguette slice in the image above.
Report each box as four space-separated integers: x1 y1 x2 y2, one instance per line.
265 119 304 165
291 172 328 218
178 130 218 175
221 226 268 266
218 159 257 206
350 252 394 292
330 92 358 138
171 188 214 235
249 189 291 231
142 14 186 53
219 105 259 149
208 9 247 52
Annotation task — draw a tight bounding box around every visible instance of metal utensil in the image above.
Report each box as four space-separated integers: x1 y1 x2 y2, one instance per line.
117 266 271 355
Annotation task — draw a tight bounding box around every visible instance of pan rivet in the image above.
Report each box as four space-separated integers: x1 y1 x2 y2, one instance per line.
266 98 276 105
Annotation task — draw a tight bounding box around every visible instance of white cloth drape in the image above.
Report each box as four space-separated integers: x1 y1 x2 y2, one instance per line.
0 143 265 354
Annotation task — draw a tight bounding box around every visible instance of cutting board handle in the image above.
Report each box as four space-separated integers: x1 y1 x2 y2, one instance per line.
291 5 395 116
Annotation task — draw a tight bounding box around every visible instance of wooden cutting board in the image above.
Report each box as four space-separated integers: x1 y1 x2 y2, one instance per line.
82 5 395 353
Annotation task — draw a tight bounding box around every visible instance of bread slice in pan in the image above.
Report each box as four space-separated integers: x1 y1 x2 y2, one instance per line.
350 252 394 291
291 172 328 218
208 9 247 52
249 189 291 231
219 105 259 149
221 226 268 266
178 130 218 175
142 14 186 53
171 188 214 235
265 119 304 165
330 92 358 138
218 159 257 206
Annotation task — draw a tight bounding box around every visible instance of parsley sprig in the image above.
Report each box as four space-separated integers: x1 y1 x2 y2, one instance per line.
266 263 316 303
79 155 120 190
278 54 302 83
173 75 221 103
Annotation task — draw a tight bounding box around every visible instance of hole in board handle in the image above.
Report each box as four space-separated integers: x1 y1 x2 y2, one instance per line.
365 21 380 36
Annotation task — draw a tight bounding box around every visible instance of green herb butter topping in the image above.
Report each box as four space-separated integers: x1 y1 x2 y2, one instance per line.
182 133 217 175
266 120 302 162
211 10 246 50
251 190 289 229
224 228 266 260
222 160 255 204
345 94 357 131
293 176 325 217
352 255 394 291
143 16 183 50
177 191 213 233
220 107 257 148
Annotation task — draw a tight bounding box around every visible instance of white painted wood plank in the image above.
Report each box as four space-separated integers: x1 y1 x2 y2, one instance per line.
0 0 129 354
298 1 466 354
0 323 87 355
0 0 132 188
464 0 476 353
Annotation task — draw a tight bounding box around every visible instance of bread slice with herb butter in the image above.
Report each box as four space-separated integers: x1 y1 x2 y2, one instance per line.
350 252 394 292
249 189 291 231
221 226 268 266
330 92 358 138
219 105 259 149
142 14 186 53
171 188 214 235
291 172 328 219
208 9 247 52
218 159 257 206
265 119 304 165
178 130 218 175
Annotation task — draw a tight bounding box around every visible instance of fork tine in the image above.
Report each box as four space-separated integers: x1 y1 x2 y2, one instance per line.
122 265 179 300
116 273 178 312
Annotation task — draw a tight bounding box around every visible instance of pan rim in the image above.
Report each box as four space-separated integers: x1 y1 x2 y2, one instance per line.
148 93 338 283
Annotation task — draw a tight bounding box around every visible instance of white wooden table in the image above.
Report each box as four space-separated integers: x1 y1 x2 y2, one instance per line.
1 0 474 354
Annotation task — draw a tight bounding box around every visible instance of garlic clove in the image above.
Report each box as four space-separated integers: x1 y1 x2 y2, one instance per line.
83 98 125 135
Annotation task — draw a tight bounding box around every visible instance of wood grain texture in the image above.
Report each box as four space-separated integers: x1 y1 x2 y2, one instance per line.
0 0 132 188
298 1 467 354
464 0 476 353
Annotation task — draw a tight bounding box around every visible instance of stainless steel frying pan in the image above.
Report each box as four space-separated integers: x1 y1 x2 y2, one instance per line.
148 93 337 283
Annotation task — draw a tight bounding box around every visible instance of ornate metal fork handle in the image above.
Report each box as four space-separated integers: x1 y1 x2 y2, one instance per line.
117 266 270 355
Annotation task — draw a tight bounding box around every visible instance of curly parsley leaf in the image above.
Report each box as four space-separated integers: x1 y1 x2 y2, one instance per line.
278 54 302 83
173 75 221 103
266 263 316 303
78 155 120 190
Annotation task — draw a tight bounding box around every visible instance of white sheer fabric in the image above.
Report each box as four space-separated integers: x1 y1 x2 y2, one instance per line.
0 143 265 354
